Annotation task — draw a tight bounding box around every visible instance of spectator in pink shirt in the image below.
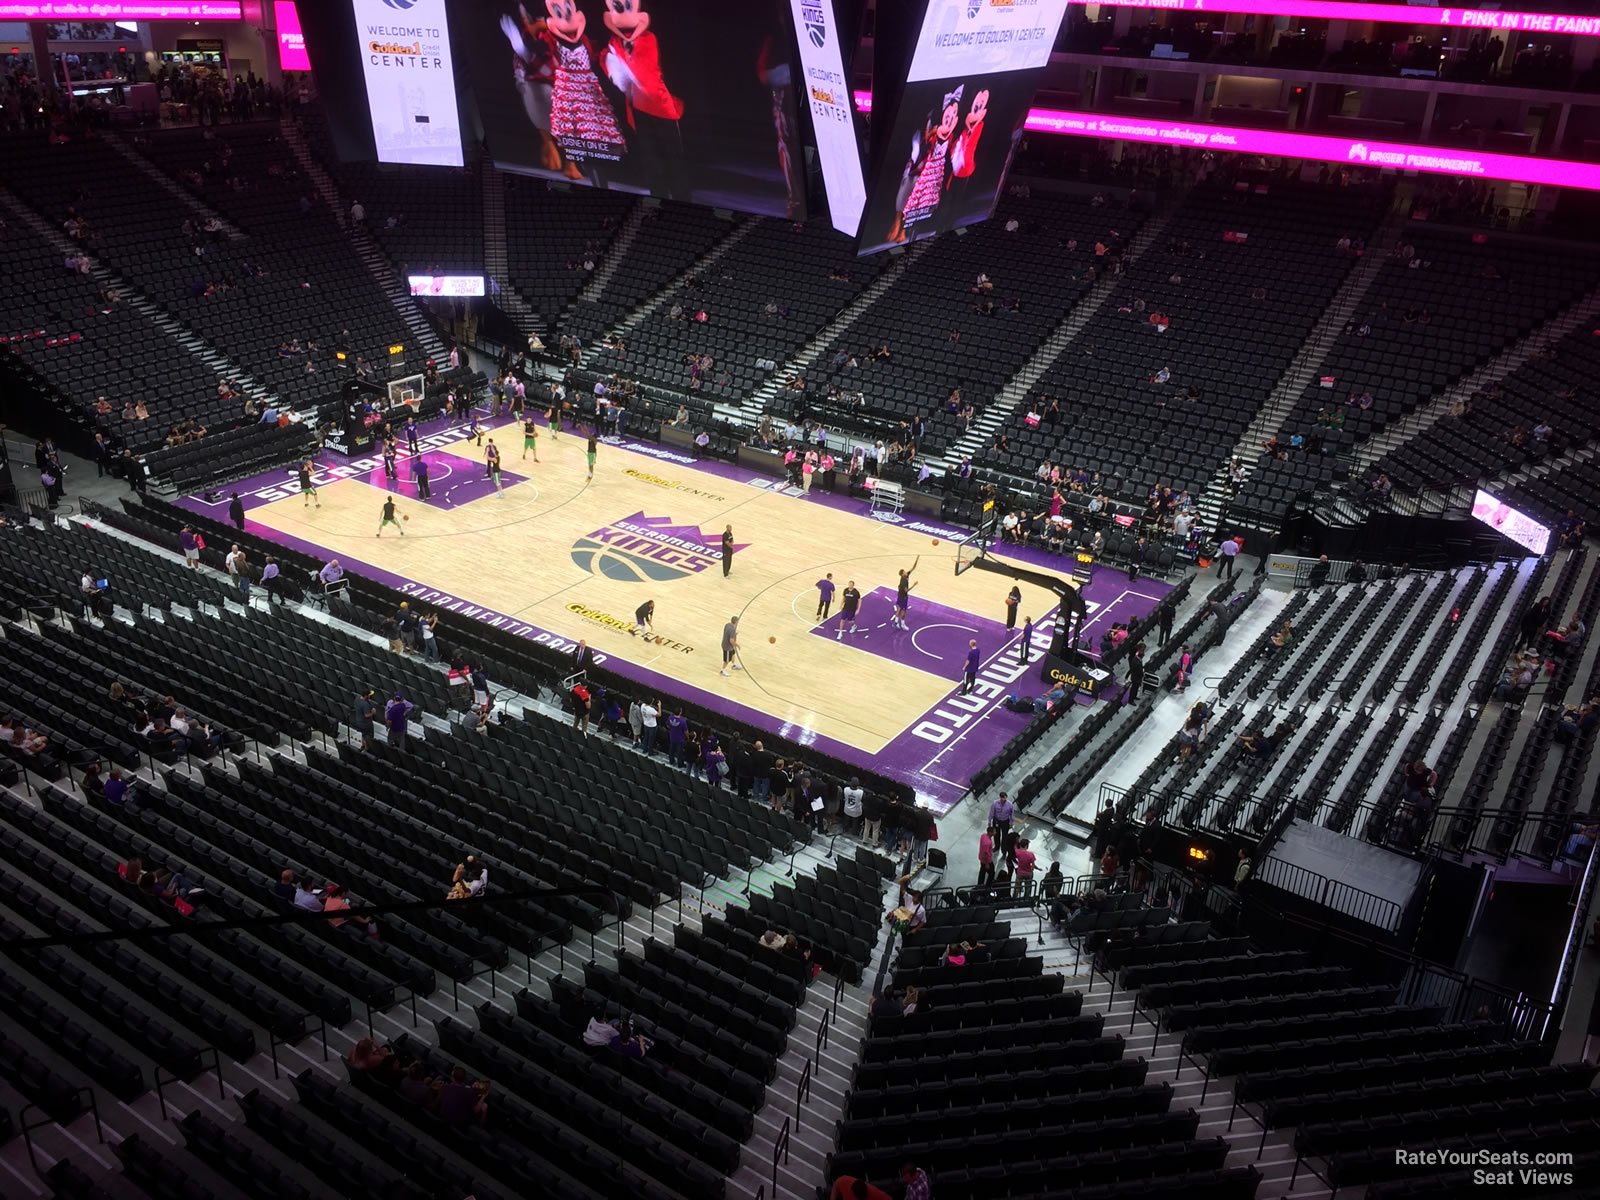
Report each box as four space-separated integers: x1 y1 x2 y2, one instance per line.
977 826 996 890
1013 838 1038 894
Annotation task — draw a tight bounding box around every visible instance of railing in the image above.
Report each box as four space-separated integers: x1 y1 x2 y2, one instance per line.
1252 905 1553 1041
1104 775 1590 874
795 1056 812 1131
1545 836 1600 1044
1425 804 1590 869
1252 853 1404 933
769 1116 792 1196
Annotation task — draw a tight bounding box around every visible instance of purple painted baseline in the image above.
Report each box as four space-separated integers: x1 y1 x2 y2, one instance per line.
180 412 1175 813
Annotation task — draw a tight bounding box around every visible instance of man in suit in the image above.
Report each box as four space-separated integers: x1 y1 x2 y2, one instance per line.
571 639 594 675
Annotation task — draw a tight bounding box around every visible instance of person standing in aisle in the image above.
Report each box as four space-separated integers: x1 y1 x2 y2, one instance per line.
385 692 415 750
1157 601 1174 647
976 826 996 890
1122 642 1146 707
988 792 1016 846
1216 534 1239 578
816 573 836 620
1004 584 1022 633
837 581 861 639
720 616 741 677
961 639 980 695
225 544 251 602
721 524 735 577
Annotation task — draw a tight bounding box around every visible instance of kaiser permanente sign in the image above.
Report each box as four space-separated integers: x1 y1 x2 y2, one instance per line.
851 93 1600 191
1063 0 1600 36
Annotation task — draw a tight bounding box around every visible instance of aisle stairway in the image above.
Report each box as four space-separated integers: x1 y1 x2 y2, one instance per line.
937 195 1189 472
480 156 542 339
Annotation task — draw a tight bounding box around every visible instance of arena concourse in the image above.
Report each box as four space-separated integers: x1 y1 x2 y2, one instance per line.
1 5 1599 1199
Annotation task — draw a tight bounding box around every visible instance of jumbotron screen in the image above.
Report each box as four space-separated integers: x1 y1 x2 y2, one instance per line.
455 0 808 219
858 0 1068 254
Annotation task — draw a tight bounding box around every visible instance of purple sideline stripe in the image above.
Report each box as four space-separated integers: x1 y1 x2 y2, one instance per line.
179 411 1174 813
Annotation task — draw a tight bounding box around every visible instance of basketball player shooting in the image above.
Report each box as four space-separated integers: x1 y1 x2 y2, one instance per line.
892 557 920 630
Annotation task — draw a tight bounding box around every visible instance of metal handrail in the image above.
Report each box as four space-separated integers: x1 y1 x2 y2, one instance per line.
770 1116 792 1195
1544 837 1600 1044
795 1056 812 1131
1252 853 1404 933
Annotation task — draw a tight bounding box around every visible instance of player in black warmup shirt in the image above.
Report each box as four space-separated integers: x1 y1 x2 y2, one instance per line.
837 581 862 639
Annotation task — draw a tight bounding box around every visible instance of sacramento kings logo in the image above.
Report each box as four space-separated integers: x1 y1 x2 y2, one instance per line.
381 0 419 9
801 1 827 48
571 513 745 583
966 1 983 17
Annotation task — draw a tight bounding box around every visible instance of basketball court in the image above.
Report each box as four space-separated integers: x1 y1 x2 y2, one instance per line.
182 414 1171 811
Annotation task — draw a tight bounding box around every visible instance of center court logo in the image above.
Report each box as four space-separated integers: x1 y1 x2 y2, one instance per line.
571 512 748 582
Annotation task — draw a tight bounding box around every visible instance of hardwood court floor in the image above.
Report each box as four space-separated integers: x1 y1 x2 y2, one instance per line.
247 427 1062 754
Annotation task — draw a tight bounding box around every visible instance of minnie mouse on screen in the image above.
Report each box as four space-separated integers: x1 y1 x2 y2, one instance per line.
886 84 989 244
498 1 627 185
600 0 688 200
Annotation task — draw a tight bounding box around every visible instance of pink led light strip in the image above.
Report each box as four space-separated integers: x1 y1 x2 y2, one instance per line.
1065 0 1600 37
0 2 242 16
852 92 1600 191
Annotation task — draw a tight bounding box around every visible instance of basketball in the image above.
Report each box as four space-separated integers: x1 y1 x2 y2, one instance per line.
931 538 940 545
403 515 410 522
768 635 777 644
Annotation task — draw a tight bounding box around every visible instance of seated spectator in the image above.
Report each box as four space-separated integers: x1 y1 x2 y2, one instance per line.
435 1066 489 1126
1546 618 1587 660
118 855 150 888
397 1060 435 1107
1238 725 1284 757
870 988 904 1019
349 1036 396 1078
272 869 298 903
103 765 129 806
1495 653 1540 701
294 879 323 911
1555 701 1599 744
447 856 489 899
584 1016 653 1058
1564 821 1600 861
1402 758 1438 806
1266 621 1295 656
